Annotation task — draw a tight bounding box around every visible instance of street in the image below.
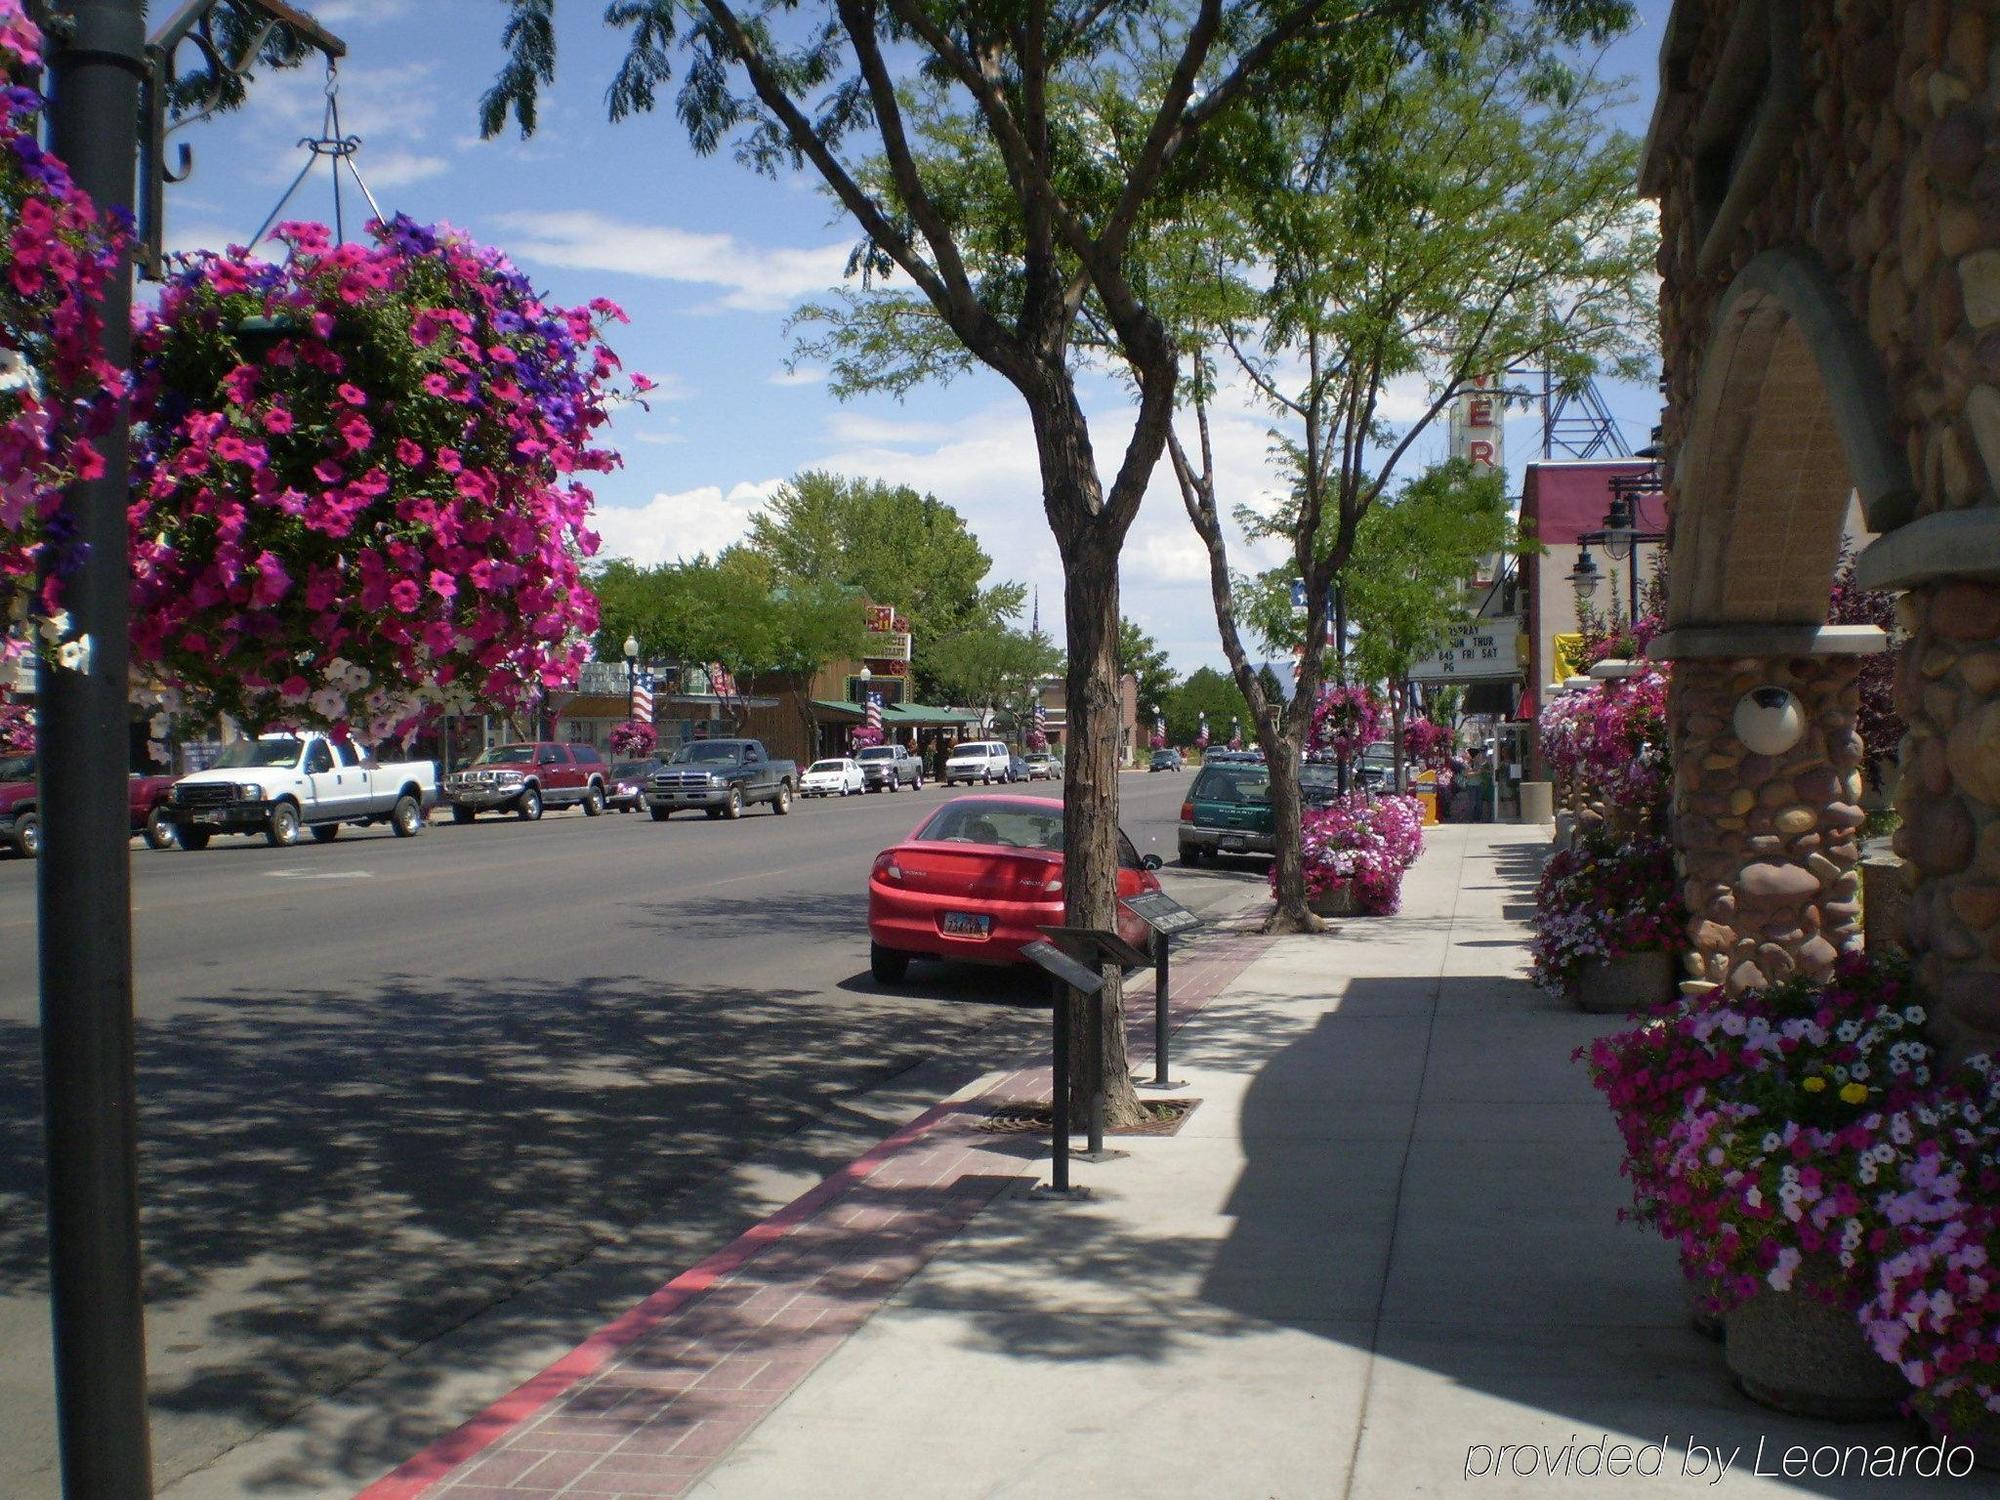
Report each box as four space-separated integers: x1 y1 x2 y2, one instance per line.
0 768 1257 1496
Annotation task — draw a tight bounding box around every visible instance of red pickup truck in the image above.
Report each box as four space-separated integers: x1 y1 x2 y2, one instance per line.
0 753 180 858
440 741 610 822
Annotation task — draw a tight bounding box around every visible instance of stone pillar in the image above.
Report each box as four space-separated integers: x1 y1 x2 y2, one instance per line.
1653 625 1887 1001
1891 579 2000 1060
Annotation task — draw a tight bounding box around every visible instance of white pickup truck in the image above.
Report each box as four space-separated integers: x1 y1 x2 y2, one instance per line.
165 732 438 850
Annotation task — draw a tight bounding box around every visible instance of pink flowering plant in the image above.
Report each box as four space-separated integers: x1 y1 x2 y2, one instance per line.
1860 1055 2000 1434
0 695 29 754
1530 830 1686 994
1583 953 1956 1322
1536 669 1670 817
1308 683 1385 762
126 215 645 742
608 719 656 756
0 0 126 639
849 723 884 749
1277 791 1422 915
1400 717 1451 771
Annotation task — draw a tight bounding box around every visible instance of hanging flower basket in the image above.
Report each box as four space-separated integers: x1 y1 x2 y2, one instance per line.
608 720 656 756
126 216 647 742
0 3 126 631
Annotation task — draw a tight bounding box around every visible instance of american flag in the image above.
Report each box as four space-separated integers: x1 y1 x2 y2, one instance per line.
866 692 883 732
633 670 654 726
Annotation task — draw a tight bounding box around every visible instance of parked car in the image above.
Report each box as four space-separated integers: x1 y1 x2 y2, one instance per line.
443 742 608 822
1148 749 1183 772
606 757 662 812
867 794 1163 982
1023 751 1061 780
1006 751 1030 783
944 741 1013 785
1201 747 1263 765
644 738 797 820
1353 741 1397 790
167 733 437 848
1300 761 1343 808
802 757 866 797
1178 759 1276 864
0 755 180 858
855 743 923 792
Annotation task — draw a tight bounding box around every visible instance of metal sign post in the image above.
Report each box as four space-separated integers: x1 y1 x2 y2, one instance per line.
1037 926 1148 1161
1120 893 1203 1090
1020 941 1103 1197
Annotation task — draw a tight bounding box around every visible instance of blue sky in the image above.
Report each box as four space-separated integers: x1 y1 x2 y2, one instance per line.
159 0 1673 673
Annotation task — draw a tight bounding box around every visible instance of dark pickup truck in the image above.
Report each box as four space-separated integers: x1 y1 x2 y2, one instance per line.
644 739 797 820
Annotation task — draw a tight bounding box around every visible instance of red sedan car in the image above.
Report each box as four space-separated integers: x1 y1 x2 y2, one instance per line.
867 794 1164 983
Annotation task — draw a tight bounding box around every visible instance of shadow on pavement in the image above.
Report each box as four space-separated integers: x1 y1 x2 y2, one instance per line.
0 965 1033 1491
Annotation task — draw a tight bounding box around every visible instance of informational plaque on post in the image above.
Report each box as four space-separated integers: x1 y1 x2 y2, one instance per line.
1020 940 1105 994
1121 892 1203 937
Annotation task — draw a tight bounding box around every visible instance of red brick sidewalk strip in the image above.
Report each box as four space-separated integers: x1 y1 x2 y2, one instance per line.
355 920 1271 1500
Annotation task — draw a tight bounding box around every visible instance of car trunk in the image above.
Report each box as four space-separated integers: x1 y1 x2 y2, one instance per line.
884 842 1064 899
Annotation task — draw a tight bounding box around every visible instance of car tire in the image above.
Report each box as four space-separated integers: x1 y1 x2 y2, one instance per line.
517 786 543 822
178 826 210 851
390 795 422 837
1179 844 1203 866
582 784 605 817
772 783 791 816
650 807 671 822
452 805 475 824
15 811 39 859
870 943 910 985
266 802 301 847
913 772 923 790
723 786 743 819
705 806 723 820
309 822 339 843
886 777 897 793
143 805 177 850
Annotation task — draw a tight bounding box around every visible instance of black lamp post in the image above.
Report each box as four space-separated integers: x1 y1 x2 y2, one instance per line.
1571 475 1666 625
623 633 640 719
39 6 346 1496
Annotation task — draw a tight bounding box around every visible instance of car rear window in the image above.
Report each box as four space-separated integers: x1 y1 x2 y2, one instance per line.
809 760 850 773
1192 765 1270 804
917 802 1064 849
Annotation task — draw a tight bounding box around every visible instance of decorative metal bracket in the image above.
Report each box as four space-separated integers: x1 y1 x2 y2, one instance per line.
136 0 346 280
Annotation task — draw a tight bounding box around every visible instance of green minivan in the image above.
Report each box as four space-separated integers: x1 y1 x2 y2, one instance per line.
1179 760 1340 864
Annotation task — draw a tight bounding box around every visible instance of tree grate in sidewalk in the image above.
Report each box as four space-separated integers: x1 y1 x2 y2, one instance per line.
977 1097 1201 1136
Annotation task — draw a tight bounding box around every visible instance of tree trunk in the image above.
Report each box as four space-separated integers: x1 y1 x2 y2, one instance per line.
1262 723 1319 934
1054 527 1141 1127
1391 684 1407 794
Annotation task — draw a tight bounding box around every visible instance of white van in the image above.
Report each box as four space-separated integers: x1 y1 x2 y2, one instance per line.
944 740 1013 786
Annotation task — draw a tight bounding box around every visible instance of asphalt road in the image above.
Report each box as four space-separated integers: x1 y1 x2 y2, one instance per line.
0 767 1265 1496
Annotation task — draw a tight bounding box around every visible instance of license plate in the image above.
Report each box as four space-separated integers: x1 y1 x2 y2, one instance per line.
1220 835 1245 851
194 812 222 826
941 912 990 937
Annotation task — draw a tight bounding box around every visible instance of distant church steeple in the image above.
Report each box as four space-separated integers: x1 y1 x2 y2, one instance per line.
1031 587 1040 637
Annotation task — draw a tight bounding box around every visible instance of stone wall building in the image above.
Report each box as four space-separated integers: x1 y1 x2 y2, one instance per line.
1641 0 2000 1059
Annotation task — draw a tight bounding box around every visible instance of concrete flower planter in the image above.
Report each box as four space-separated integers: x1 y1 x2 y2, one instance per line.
1686 1278 1725 1343
1723 1292 1908 1422
1914 1394 2000 1472
1570 949 1678 1015
1308 883 1358 918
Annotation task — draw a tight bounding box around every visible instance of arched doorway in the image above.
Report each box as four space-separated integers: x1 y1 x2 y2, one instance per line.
1650 250 1895 1001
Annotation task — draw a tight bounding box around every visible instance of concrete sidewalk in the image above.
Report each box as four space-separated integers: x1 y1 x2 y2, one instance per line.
198 823 1959 1498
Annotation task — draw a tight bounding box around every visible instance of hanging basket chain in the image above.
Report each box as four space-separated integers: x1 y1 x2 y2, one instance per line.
246 62 385 254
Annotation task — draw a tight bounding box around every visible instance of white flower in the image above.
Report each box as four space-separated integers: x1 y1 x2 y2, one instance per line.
38 610 70 644
54 634 91 673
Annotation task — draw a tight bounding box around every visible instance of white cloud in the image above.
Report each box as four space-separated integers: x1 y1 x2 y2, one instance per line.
354 151 452 189
770 366 827 387
592 480 783 566
824 412 962 447
492 210 851 312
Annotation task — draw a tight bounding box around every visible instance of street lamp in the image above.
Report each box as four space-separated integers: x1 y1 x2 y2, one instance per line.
623 634 639 718
1567 546 1602 604
1571 472 1666 623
